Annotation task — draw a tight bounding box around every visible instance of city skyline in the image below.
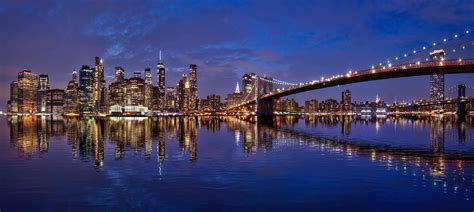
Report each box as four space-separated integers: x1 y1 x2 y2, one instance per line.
2 1 474 210
1 1 474 111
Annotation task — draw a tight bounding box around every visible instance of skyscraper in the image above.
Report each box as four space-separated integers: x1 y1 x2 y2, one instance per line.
79 65 94 114
125 73 145 106
157 51 166 110
189 64 198 111
109 67 126 110
38 74 49 113
115 66 125 83
242 73 256 94
94 57 104 111
46 89 65 115
99 80 108 113
165 87 176 111
177 74 189 111
341 89 351 112
8 81 19 113
17 70 38 114
144 68 153 109
429 50 445 110
64 71 79 115
430 74 445 101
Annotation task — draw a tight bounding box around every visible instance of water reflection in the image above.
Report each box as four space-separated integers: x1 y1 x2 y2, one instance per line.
7 115 473 159
5 115 474 200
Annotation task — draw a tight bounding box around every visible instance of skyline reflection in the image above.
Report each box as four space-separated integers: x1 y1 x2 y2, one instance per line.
4 115 474 201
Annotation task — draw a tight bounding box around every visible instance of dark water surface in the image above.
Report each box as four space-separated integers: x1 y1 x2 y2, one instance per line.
0 115 473 211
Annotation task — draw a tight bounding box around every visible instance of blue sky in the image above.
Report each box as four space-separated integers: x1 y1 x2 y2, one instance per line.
0 0 473 110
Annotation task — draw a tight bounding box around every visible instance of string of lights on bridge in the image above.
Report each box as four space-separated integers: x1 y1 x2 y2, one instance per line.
260 29 473 88
229 29 473 109
379 29 471 68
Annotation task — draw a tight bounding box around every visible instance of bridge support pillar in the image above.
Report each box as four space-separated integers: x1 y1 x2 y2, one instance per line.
256 99 275 117
457 84 467 117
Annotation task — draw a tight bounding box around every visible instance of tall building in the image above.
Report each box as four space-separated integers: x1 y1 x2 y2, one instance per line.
99 80 108 113
429 50 445 109
157 51 166 110
109 67 125 107
37 74 49 113
115 66 125 83
177 74 189 111
242 73 256 94
8 81 19 113
235 82 240 93
144 68 153 109
189 64 198 111
17 70 39 114
46 89 65 115
165 87 176 111
64 71 79 114
79 65 95 114
430 74 445 101
224 83 244 108
341 89 352 112
125 74 145 106
94 57 104 111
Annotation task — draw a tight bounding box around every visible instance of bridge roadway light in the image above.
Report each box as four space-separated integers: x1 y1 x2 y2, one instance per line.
467 30 470 34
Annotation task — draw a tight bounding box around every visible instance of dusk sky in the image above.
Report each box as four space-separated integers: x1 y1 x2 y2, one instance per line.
1 0 473 110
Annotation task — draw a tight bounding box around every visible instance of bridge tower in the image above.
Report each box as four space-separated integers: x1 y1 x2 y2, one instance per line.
457 84 467 117
255 76 276 117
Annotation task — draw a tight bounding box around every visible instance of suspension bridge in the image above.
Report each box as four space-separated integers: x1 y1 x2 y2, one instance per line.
226 30 474 116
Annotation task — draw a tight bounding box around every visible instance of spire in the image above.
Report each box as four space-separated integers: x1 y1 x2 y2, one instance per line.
235 82 240 93
159 49 162 62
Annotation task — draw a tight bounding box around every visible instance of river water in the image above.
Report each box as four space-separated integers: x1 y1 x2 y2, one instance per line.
0 115 473 210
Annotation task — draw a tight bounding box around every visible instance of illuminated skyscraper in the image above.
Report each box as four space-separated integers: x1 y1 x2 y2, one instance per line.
38 74 49 113
125 73 145 106
17 70 38 114
430 74 445 101
157 50 166 110
115 66 125 83
99 80 108 113
94 57 104 111
165 87 176 111
177 74 189 111
64 71 79 114
242 73 256 94
144 68 153 109
341 89 351 112
189 64 198 111
429 50 445 109
79 65 95 114
46 89 65 115
109 67 126 111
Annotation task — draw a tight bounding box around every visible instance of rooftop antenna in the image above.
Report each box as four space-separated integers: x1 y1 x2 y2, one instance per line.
159 50 162 62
